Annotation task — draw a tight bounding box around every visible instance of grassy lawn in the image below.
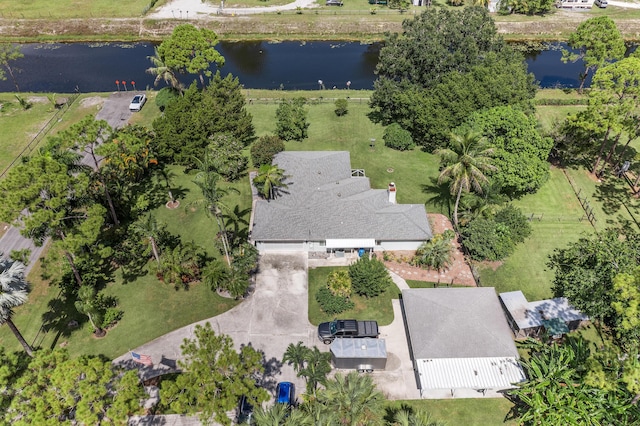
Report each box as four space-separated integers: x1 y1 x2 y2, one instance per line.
386 399 517 426
479 167 593 300
0 0 162 18
308 266 399 326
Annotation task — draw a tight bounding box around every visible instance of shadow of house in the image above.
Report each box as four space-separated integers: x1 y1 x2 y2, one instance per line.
499 290 590 339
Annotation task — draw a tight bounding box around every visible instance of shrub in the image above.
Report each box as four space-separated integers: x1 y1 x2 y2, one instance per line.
348 256 392 298
383 123 415 151
155 87 180 111
461 218 514 261
275 97 309 142
316 288 354 315
334 98 348 116
250 134 285 168
208 134 248 182
102 307 124 329
327 270 352 298
495 205 532 244
412 233 454 271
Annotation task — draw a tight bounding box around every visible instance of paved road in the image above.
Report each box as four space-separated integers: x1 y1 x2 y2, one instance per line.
148 0 319 18
0 92 134 272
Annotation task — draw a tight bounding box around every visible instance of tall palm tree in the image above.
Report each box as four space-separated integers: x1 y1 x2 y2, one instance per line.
193 153 236 266
435 131 495 228
74 285 105 337
0 259 33 356
130 213 162 264
146 47 182 92
316 371 385 426
253 164 288 200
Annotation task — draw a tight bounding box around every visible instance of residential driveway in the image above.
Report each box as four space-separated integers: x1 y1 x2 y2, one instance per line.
114 252 318 395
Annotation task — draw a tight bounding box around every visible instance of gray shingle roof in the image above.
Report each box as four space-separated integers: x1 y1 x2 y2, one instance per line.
402 288 519 359
251 151 432 242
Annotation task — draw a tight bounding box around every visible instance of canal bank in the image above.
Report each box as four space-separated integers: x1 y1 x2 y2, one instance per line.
2 9 640 43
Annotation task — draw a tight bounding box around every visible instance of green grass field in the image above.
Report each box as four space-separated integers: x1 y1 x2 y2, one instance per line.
308 266 399 325
386 399 518 426
0 0 160 18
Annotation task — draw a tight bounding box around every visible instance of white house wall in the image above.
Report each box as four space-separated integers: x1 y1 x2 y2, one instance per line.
378 241 423 251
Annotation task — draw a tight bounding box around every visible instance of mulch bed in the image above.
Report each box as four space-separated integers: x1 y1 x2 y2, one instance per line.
382 214 476 287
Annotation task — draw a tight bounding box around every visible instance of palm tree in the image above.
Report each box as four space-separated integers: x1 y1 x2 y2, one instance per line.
253 403 313 426
283 341 308 374
0 259 33 356
435 131 495 228
74 285 105 337
130 213 162 264
201 259 230 292
193 153 236 266
393 408 443 426
146 47 182 92
253 164 288 200
299 346 332 396
221 204 251 247
316 371 385 426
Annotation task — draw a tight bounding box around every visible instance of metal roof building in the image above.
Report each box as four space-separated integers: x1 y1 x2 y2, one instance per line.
402 288 525 398
251 151 432 253
499 291 589 338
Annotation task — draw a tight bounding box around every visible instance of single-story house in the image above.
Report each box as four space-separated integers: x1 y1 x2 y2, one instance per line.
499 291 590 339
556 0 593 8
250 151 432 254
402 288 525 398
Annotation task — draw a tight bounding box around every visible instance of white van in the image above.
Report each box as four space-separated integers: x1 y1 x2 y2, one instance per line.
594 0 607 8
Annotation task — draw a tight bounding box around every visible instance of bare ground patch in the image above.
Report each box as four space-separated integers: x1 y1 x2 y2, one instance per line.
80 96 105 109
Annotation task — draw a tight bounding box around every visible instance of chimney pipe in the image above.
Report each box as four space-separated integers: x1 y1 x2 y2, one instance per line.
388 182 396 204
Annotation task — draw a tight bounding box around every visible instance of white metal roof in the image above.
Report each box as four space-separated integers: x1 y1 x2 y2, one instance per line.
325 238 376 249
499 291 589 330
415 357 525 390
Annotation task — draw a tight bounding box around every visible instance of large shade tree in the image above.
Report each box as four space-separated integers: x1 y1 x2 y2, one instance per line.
160 323 269 425
0 154 106 288
0 259 33 356
370 7 536 150
157 24 225 87
436 132 495 227
563 16 626 93
459 106 552 197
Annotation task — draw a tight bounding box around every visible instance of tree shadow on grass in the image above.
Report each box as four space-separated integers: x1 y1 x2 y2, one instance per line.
40 291 86 350
593 176 632 221
422 177 452 217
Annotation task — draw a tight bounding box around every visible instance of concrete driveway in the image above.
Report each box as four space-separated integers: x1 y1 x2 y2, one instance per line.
114 252 317 396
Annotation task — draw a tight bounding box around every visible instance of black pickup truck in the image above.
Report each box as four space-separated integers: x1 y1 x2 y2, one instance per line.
318 319 379 344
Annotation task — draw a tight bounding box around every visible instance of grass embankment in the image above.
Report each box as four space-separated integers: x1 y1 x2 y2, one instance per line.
3 0 640 42
308 266 399 326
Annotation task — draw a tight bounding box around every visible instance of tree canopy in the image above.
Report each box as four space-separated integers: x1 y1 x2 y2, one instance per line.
156 24 225 87
4 349 144 425
460 106 552 197
563 16 626 93
160 322 269 425
548 228 640 330
153 73 254 168
370 7 536 150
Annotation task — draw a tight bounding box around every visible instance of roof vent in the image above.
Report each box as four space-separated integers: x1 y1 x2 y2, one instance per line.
388 182 397 204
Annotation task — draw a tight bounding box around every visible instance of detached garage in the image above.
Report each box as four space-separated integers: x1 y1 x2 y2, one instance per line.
402 288 525 398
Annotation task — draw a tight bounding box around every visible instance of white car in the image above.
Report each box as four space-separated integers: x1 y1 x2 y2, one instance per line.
129 94 146 112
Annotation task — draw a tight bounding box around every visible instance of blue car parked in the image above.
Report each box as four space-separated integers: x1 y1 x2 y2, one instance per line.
275 382 295 407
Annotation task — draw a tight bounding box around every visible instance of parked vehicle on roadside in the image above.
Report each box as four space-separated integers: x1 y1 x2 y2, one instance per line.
275 382 295 407
318 319 379 344
236 395 254 424
129 94 146 111
594 0 607 7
